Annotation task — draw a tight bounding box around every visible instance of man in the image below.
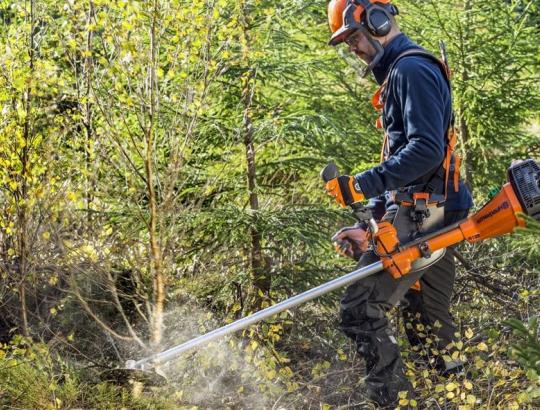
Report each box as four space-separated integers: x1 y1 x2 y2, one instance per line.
325 0 473 407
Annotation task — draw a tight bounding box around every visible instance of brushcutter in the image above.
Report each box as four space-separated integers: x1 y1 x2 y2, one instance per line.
110 159 540 383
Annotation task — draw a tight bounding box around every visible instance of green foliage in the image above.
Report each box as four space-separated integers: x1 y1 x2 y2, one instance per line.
504 316 540 405
518 214 540 252
505 316 540 374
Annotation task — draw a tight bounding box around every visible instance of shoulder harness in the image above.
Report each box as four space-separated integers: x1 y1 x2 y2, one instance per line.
370 46 461 202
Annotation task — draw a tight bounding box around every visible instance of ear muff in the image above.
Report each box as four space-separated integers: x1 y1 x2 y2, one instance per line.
356 0 393 37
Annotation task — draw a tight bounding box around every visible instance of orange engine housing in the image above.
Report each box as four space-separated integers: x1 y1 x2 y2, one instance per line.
459 183 526 243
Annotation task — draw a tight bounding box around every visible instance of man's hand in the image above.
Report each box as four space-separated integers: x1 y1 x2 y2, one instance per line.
332 226 369 260
325 175 365 208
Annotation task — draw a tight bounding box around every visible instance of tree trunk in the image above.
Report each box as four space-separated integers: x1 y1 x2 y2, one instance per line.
84 1 95 223
147 0 165 348
240 3 270 310
18 0 37 338
459 0 474 190
242 68 269 311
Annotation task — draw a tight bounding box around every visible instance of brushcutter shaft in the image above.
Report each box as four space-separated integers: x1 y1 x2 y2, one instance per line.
128 261 384 370
127 159 540 372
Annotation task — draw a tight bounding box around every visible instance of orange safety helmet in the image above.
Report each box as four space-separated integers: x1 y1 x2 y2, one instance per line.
328 0 393 46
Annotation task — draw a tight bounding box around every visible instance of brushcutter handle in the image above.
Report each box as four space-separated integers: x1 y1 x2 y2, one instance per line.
320 161 377 230
320 161 340 183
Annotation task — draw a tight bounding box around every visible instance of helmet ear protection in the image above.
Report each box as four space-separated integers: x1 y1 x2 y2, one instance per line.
355 0 396 37
328 0 399 77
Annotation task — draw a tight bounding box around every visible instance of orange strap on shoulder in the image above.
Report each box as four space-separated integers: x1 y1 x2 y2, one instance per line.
371 86 385 112
372 86 385 129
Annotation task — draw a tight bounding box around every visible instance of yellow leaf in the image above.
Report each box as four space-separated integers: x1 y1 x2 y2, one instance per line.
250 340 258 350
446 391 455 399
321 404 331 410
398 391 409 399
477 342 488 352
42 231 50 240
446 382 458 392
465 328 474 339
467 394 476 405
475 357 485 367
464 380 473 390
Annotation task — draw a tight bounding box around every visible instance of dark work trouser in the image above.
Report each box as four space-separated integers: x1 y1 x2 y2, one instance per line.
339 209 468 407
402 210 469 353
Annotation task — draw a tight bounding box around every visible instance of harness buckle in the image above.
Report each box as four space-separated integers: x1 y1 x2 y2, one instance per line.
410 193 431 224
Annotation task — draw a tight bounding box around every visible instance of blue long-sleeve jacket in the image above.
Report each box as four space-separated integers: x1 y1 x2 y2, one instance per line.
355 34 473 214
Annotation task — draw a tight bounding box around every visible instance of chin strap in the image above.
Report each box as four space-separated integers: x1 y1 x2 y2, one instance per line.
357 26 385 78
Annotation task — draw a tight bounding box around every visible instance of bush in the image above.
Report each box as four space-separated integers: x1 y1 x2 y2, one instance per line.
0 336 174 409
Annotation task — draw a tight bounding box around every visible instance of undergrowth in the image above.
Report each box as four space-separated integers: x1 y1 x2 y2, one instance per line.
1 241 538 409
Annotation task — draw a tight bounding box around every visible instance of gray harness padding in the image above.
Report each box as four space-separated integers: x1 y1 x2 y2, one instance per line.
382 203 446 272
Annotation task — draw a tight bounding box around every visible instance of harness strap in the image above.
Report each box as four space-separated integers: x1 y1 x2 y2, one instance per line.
370 48 461 199
453 155 461 193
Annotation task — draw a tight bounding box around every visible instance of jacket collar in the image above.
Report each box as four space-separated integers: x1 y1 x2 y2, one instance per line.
372 33 422 85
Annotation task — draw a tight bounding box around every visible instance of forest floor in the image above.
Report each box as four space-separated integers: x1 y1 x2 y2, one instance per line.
0 242 539 409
